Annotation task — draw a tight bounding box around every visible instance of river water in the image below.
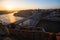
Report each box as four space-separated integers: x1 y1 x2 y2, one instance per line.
0 12 24 25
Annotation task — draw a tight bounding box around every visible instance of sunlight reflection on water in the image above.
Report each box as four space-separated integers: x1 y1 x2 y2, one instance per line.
0 12 24 24
8 13 16 23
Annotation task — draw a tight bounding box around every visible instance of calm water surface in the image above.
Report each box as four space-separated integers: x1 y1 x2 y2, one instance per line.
0 12 24 25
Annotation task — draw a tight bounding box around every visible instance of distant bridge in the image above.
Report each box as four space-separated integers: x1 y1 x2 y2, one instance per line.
14 11 42 26
5 11 60 32
14 11 60 27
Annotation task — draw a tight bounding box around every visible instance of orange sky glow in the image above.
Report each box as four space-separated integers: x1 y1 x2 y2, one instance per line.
0 0 60 10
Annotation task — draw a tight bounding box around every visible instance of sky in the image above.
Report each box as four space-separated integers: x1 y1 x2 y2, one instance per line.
0 0 60 10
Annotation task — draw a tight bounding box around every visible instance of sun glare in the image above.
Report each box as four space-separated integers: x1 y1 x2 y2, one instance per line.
7 6 13 10
5 5 14 10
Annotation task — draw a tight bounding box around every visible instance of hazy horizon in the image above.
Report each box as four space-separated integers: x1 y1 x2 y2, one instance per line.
0 0 60 10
